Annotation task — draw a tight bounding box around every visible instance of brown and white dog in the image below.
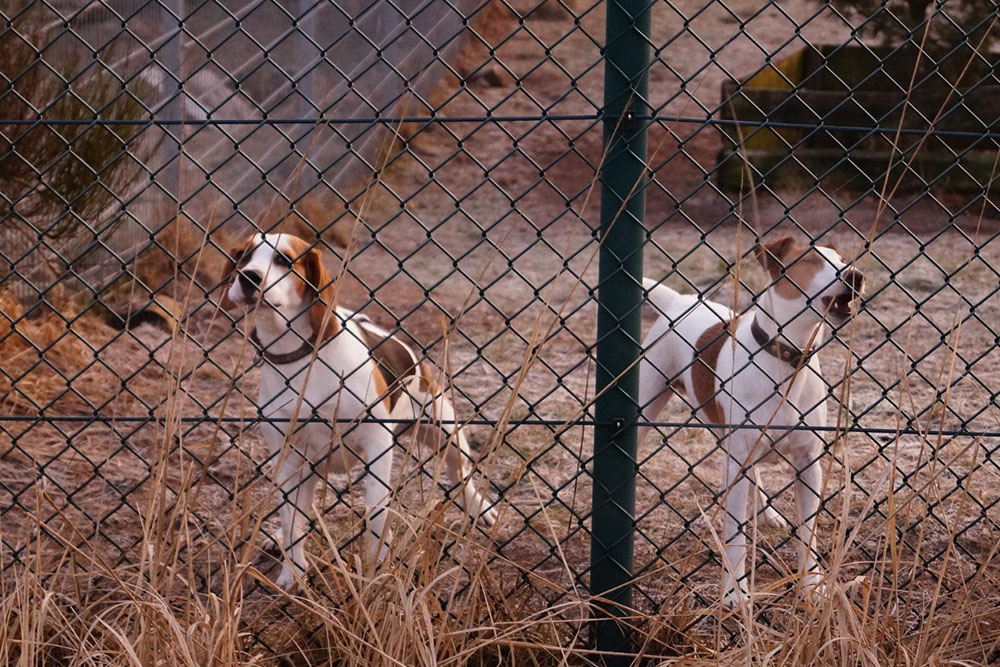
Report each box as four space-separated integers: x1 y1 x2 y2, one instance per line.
637 237 864 605
225 233 498 589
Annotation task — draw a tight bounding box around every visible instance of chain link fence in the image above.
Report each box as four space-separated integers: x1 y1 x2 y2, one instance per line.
2 0 1000 661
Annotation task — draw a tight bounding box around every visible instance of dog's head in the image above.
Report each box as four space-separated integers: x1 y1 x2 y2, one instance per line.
224 233 333 332
755 236 865 327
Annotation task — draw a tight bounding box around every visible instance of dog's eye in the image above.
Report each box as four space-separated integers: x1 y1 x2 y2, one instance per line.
274 253 293 268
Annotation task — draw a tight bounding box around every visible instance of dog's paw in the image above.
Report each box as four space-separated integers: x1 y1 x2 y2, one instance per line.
463 490 499 529
274 567 301 592
758 504 788 531
721 576 751 610
799 573 826 602
722 588 749 610
477 503 499 529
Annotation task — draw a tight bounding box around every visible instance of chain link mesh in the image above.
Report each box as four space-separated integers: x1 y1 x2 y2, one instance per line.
2 0 999 659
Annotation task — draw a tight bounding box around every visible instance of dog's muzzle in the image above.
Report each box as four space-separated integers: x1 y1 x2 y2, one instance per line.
232 269 262 306
822 267 864 323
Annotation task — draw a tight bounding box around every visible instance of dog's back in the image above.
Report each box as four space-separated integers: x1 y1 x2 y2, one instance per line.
348 314 422 413
640 278 734 388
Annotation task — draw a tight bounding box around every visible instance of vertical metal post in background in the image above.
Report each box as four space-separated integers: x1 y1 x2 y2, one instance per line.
294 0 320 200
590 0 650 663
159 0 183 211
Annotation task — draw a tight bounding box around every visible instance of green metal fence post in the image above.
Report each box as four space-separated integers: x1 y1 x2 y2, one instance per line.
590 0 651 663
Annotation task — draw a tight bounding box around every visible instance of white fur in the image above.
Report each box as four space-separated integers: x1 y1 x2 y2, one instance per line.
227 233 498 589
638 241 863 605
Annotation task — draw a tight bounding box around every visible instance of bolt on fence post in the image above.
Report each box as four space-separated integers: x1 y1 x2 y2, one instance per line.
590 0 650 664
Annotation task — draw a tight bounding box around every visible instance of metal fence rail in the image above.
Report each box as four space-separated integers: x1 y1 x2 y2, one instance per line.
2 0 1000 662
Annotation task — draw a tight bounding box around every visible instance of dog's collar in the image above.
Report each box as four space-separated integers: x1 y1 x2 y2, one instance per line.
250 328 328 365
751 316 811 367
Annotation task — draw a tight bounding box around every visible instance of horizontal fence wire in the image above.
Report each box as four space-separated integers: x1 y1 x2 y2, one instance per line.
2 414 998 438
10 116 1000 142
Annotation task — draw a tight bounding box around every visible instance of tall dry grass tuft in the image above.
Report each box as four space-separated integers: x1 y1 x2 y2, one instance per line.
0 289 148 417
0 405 600 666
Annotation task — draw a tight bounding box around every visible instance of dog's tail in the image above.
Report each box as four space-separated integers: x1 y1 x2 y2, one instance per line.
642 277 680 312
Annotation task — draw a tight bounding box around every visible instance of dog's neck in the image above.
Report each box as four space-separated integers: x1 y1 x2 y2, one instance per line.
756 289 827 354
250 302 336 363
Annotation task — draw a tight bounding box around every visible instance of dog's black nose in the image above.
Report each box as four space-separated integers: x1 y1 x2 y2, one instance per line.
842 267 865 294
238 270 262 293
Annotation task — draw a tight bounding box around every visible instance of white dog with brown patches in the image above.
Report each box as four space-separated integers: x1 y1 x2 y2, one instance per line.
637 237 864 605
225 233 498 589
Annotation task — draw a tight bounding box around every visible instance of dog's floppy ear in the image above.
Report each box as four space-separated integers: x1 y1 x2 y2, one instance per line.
220 237 254 308
223 238 253 281
299 244 337 337
754 236 796 279
300 246 331 296
220 238 253 312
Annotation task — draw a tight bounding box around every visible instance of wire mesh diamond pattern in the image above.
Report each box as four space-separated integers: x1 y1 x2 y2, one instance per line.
2 0 1000 661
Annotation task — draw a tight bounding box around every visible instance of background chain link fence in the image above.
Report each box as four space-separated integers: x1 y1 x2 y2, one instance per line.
2 0 1000 660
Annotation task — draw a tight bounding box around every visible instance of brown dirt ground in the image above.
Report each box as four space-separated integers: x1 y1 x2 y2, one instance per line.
2 0 1000 652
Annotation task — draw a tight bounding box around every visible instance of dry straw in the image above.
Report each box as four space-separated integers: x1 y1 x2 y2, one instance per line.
3 3 1000 666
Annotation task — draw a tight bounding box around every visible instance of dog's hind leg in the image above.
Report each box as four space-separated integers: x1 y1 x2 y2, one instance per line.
636 389 674 451
442 411 498 529
402 382 498 528
636 352 680 449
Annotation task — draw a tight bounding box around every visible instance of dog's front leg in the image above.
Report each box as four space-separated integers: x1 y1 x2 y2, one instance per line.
753 468 787 530
794 442 824 596
361 425 395 563
722 436 752 606
275 461 317 590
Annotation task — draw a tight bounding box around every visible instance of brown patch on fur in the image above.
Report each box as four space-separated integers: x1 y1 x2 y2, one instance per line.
755 237 827 300
281 237 308 301
690 320 735 425
779 248 827 300
356 322 419 412
417 361 437 395
284 236 339 340
225 237 255 273
370 360 392 412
